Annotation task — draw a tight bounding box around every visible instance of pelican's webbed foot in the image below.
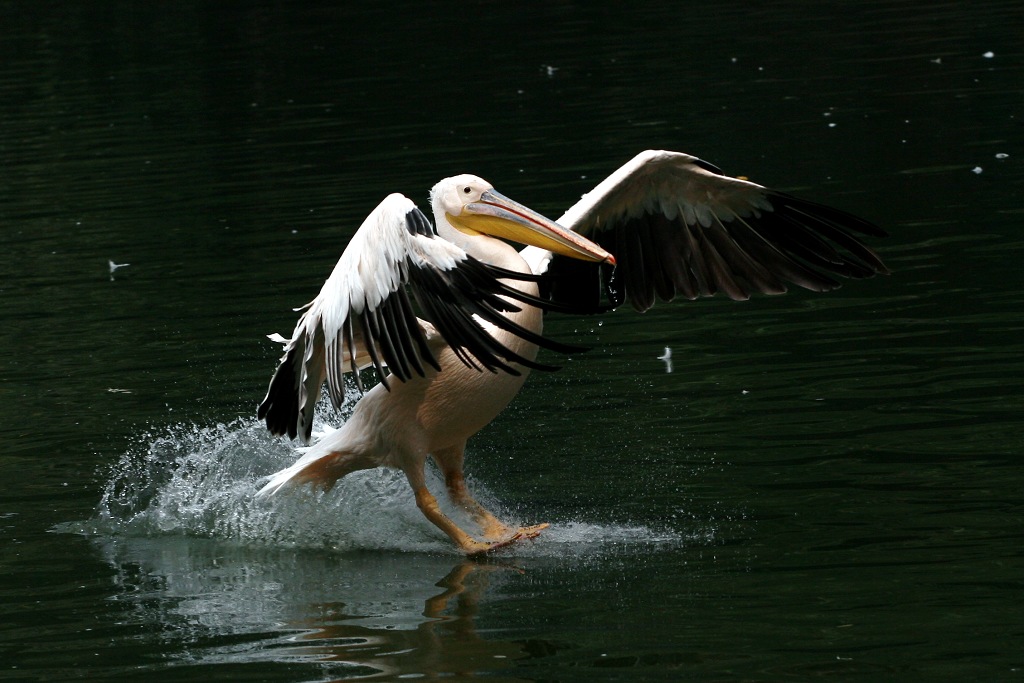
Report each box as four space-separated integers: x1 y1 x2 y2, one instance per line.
465 523 549 557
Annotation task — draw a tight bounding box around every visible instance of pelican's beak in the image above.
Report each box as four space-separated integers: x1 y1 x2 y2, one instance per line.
448 189 615 265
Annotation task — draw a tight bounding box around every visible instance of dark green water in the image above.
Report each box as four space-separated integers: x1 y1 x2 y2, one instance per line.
3 2 1023 680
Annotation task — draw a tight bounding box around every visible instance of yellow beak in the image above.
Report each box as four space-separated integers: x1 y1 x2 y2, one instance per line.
447 189 615 264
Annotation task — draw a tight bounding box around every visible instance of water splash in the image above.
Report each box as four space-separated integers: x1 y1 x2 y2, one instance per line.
84 410 691 556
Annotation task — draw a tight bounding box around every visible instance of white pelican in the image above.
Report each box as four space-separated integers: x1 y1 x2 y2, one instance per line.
257 150 888 555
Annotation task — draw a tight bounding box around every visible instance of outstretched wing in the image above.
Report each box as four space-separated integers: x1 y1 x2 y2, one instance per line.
523 149 889 313
258 193 580 443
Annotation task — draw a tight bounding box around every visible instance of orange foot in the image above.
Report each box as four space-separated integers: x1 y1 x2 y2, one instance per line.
467 523 549 557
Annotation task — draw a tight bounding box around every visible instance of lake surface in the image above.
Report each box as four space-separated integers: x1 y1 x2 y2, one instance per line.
3 1 1023 680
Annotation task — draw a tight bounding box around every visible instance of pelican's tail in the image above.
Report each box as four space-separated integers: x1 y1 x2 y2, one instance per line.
256 428 373 499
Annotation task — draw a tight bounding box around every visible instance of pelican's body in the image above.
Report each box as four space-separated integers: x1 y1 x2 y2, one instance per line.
257 151 889 554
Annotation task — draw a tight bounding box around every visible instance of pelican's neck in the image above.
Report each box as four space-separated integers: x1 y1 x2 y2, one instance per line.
434 209 529 274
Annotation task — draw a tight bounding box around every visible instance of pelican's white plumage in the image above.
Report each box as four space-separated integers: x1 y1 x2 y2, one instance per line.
257 151 888 555
278 193 466 437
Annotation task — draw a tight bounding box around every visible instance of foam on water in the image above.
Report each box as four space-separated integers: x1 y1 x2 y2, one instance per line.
84 408 692 557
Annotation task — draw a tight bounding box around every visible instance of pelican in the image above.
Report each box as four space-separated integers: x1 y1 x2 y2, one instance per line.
256 150 888 554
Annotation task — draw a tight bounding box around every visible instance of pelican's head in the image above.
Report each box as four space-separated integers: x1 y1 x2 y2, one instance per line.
430 174 614 264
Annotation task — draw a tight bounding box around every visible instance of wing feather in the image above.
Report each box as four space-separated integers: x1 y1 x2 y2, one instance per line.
533 149 888 312
258 193 580 443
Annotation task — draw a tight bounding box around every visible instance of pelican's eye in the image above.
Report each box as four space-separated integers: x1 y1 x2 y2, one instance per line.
462 186 472 195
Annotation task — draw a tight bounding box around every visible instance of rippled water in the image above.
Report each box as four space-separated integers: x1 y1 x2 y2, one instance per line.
4 1 1024 680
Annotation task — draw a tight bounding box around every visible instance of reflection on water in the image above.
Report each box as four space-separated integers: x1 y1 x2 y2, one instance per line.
92 534 539 680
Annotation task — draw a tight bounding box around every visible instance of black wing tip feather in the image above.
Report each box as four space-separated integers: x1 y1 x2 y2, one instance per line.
591 192 888 312
404 206 435 236
407 253 588 376
463 256 589 355
258 353 300 441
768 191 888 239
765 192 891 277
356 276 442 391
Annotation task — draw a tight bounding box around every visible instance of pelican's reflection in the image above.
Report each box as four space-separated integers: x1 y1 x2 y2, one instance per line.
89 535 553 680
288 560 526 679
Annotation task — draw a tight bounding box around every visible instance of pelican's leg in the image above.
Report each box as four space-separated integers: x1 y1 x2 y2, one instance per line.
432 444 548 543
404 463 492 555
432 444 511 540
